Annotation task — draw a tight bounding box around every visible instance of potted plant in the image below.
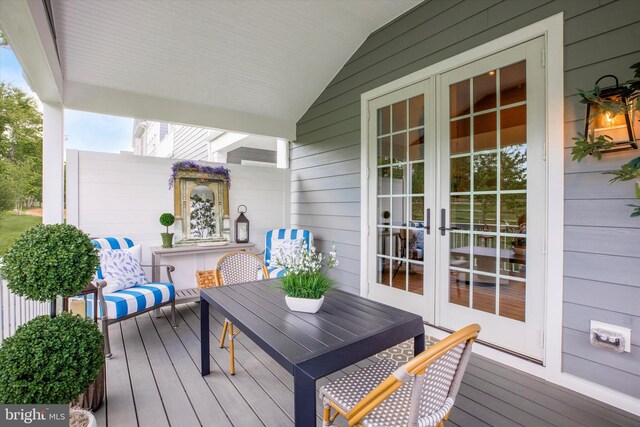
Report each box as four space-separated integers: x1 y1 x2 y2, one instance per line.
0 313 103 426
273 241 338 313
160 212 175 248
0 224 104 422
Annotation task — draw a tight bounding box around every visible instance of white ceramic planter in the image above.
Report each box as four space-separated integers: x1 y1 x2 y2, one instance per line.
70 409 97 427
285 295 324 313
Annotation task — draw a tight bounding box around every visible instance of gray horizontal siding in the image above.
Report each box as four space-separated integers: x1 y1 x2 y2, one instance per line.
292 0 640 397
172 125 211 160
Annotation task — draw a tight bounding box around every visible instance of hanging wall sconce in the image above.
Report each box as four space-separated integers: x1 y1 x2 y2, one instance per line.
584 75 637 153
234 205 250 243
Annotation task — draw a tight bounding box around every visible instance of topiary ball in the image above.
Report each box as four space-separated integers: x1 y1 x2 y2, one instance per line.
159 213 175 227
0 224 99 301
0 313 104 404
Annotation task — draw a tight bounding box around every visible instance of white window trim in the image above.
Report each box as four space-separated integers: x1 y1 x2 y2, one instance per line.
360 12 640 416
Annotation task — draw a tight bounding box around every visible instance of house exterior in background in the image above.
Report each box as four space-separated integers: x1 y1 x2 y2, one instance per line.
289 0 640 411
1 0 639 418
132 120 279 166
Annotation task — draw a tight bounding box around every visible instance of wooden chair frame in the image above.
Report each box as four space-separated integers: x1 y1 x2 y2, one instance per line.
214 250 269 375
323 324 480 427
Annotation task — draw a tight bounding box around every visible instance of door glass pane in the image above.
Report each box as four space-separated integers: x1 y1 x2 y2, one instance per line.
473 71 496 112
500 105 526 147
500 236 526 278
499 277 525 321
377 227 391 257
392 101 407 132
473 153 497 191
450 118 470 154
451 195 471 230
450 80 470 117
451 156 470 192
378 136 391 165
473 234 496 274
392 198 407 226
449 269 469 307
391 165 407 195
391 261 407 291
377 256 390 286
377 197 391 226
474 112 497 151
409 129 424 161
377 167 390 195
378 106 391 135
473 274 496 314
500 61 526 105
474 195 497 232
450 233 470 267
501 145 527 190
408 262 423 295
392 133 407 163
411 163 424 194
409 95 424 128
410 196 424 222
501 194 526 231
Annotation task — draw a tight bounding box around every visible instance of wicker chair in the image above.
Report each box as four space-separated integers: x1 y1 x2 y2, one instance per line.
215 250 269 375
320 324 480 427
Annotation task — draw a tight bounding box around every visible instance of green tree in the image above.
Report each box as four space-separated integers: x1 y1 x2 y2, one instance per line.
0 82 43 211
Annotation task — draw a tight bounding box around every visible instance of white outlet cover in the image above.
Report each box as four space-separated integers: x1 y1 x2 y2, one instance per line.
590 320 631 353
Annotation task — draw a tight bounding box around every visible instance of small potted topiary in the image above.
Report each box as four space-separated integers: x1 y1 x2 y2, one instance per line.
0 313 103 426
160 212 175 248
0 224 104 421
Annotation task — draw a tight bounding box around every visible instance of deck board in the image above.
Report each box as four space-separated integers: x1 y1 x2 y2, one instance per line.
96 303 640 426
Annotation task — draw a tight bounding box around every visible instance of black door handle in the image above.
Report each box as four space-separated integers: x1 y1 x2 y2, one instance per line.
425 208 431 234
439 208 460 236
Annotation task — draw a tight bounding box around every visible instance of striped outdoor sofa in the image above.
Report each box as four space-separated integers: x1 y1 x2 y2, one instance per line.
261 228 314 278
90 237 177 358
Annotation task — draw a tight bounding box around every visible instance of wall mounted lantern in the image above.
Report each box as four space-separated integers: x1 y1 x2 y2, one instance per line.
234 205 250 243
584 75 637 153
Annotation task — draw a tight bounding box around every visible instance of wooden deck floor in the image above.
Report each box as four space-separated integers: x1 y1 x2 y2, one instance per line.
94 302 640 427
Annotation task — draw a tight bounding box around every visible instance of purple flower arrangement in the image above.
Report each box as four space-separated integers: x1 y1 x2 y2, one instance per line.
168 160 231 189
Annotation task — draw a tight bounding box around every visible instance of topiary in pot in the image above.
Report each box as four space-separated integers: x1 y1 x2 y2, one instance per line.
0 312 104 404
0 224 100 302
159 212 175 248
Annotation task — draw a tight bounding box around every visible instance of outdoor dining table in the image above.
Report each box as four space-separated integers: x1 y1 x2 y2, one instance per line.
200 279 425 427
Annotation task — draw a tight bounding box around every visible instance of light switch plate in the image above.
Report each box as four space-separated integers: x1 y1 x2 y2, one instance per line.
590 320 631 353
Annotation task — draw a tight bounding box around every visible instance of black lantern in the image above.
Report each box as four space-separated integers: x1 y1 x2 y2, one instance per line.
234 205 250 243
584 75 637 153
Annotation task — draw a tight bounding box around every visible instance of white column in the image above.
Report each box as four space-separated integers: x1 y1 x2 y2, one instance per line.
277 139 289 169
42 102 64 224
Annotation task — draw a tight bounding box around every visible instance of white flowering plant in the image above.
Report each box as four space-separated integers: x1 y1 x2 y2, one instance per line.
272 240 338 299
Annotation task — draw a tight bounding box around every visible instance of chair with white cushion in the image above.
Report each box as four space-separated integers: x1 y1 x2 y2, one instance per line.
90 237 177 358
262 228 314 278
320 324 480 427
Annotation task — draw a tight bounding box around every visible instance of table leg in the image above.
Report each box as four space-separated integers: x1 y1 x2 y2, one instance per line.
293 367 316 427
200 297 210 376
414 333 425 356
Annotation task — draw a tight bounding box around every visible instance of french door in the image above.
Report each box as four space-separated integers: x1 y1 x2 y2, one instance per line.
367 37 546 360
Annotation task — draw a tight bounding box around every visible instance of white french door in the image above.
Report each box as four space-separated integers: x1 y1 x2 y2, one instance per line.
367 80 436 320
367 37 546 360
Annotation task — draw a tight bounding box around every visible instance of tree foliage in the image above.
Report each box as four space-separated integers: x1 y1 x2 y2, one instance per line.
0 82 43 212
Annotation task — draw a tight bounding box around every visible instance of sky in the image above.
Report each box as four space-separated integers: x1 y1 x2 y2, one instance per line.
0 46 134 153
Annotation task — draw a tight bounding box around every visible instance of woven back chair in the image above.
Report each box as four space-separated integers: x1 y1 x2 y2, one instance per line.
215 250 269 375
320 324 480 427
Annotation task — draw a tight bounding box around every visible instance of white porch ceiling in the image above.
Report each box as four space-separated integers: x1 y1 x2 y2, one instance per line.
49 0 421 138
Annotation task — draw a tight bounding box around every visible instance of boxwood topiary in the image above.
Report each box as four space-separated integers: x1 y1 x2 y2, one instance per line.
159 212 175 233
0 224 99 301
0 312 104 404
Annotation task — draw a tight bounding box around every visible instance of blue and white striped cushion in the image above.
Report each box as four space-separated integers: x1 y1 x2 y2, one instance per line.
264 229 314 266
257 266 287 280
76 282 174 319
92 237 135 280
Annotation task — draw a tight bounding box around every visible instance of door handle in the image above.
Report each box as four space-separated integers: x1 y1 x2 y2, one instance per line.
425 208 431 235
439 208 460 236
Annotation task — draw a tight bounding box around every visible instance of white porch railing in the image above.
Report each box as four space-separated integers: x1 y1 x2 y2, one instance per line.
0 274 49 344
